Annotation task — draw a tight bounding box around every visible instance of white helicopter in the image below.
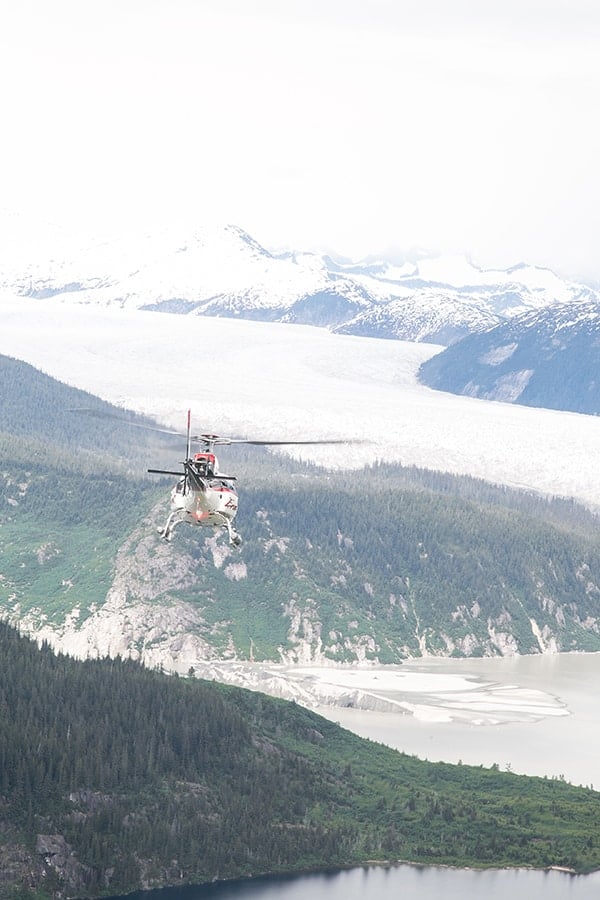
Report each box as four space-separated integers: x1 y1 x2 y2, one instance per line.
73 407 356 546
124 409 353 546
147 411 245 544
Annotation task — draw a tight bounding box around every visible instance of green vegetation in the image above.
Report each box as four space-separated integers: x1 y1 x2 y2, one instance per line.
0 448 163 622
2 353 600 659
0 620 599 900
2 354 600 897
0 354 178 470
202 476 600 659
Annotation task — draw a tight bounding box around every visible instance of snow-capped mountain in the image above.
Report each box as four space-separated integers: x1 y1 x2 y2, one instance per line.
2 219 597 345
333 290 500 344
418 300 600 415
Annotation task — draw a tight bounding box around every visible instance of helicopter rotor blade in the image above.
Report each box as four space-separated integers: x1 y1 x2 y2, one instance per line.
70 408 226 447
71 409 365 448
70 407 185 437
224 438 366 446
184 435 366 448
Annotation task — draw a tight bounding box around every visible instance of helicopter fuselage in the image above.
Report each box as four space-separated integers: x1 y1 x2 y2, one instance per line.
171 476 238 529
153 447 242 545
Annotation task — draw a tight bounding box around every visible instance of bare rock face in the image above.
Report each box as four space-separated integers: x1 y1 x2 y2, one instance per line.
0 836 46 896
36 834 93 893
15 503 218 674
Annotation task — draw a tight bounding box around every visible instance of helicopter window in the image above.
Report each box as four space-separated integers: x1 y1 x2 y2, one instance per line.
211 478 236 492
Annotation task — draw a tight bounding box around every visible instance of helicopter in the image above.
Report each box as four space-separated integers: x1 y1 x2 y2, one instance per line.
148 410 357 546
147 410 244 545
74 407 357 546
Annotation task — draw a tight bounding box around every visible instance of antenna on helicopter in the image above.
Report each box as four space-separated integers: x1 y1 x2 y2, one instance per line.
185 409 191 474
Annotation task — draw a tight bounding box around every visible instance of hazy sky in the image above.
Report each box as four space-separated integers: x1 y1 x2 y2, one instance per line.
1 1 599 280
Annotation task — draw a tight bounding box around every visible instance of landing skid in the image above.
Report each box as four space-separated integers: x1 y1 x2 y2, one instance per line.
157 511 242 547
157 508 186 542
212 512 243 548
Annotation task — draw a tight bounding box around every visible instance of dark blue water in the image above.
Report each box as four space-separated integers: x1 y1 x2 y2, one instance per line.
112 864 600 900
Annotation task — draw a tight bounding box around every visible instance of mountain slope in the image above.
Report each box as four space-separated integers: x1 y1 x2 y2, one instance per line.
0 354 180 468
3 621 600 899
418 300 600 414
3 356 600 678
333 290 499 344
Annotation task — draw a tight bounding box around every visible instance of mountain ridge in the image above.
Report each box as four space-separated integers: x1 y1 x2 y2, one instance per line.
418 300 600 414
3 221 597 346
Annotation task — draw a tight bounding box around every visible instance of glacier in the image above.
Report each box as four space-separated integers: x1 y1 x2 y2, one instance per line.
2 293 600 511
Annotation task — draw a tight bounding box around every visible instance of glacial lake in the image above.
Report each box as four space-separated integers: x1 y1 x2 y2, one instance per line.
315 651 600 788
117 653 600 899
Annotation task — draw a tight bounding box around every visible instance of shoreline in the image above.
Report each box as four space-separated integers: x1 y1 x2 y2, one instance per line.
105 857 599 900
184 653 599 788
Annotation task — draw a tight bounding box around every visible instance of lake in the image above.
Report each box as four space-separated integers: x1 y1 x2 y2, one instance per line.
316 651 600 787
114 864 600 900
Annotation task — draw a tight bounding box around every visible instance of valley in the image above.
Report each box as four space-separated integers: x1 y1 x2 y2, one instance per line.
2 268 600 897
2 297 600 509
2 350 600 683
3 0 600 892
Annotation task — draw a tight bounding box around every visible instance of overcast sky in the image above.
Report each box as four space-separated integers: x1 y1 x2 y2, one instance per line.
1 1 599 280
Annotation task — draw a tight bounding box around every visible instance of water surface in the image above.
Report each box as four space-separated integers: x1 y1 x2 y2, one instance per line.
113 864 600 900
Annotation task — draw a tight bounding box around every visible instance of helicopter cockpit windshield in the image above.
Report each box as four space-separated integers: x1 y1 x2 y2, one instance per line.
192 452 216 477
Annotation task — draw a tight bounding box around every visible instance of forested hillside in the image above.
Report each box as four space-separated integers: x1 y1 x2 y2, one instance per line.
1 621 600 899
0 354 179 472
2 354 600 665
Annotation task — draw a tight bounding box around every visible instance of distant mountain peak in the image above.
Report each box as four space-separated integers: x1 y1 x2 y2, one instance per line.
225 223 271 249
1 220 599 348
